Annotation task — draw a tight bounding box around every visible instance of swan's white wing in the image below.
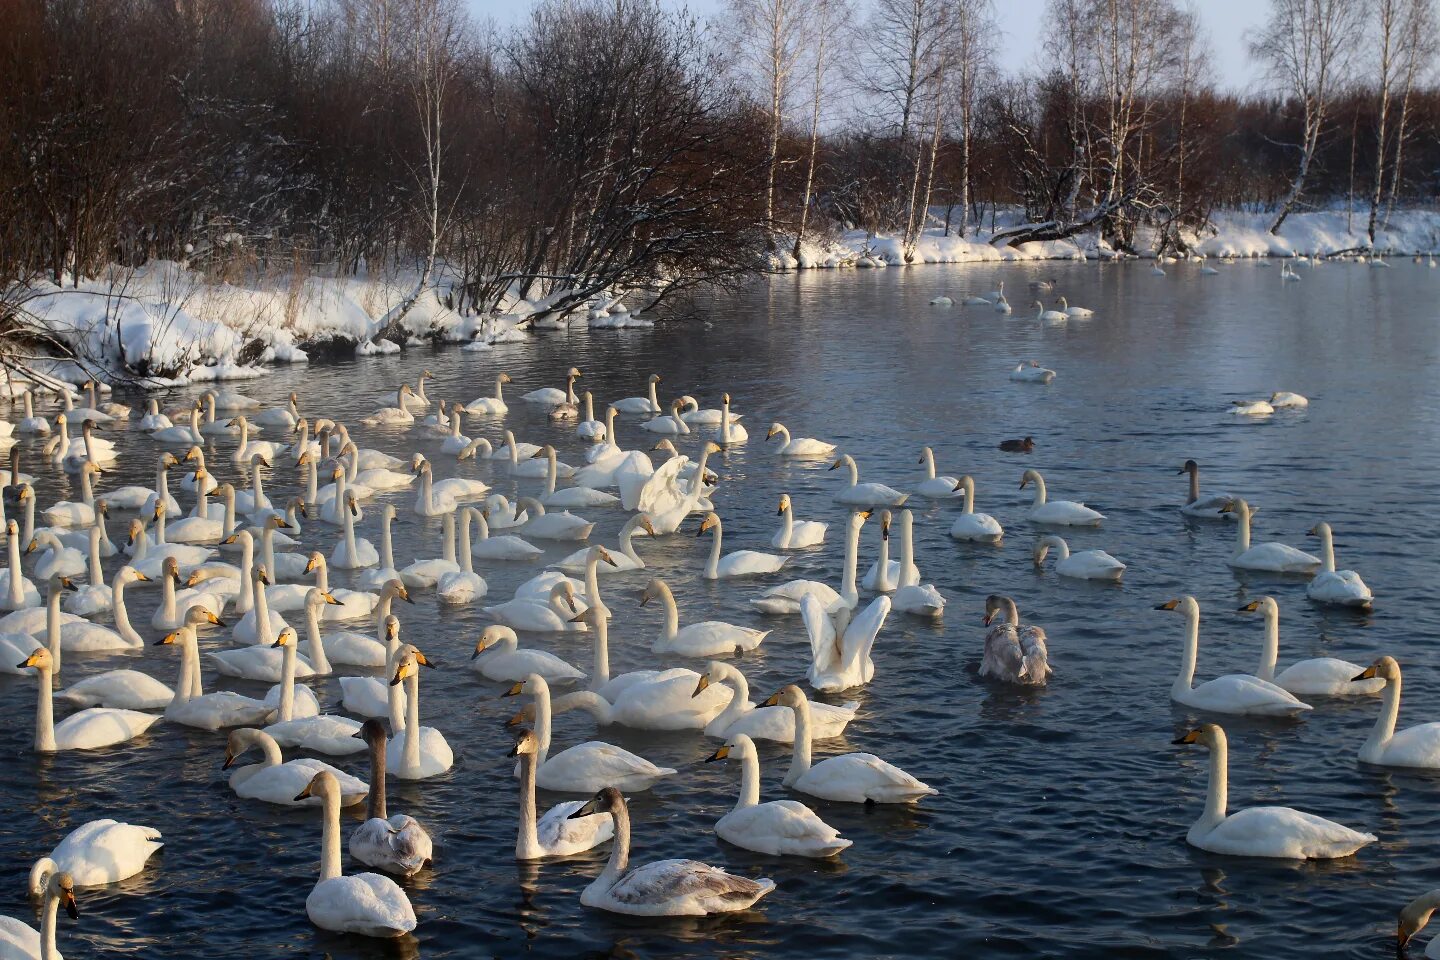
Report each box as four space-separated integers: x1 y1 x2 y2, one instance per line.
800 594 838 673
306 874 416 936
535 800 615 854
1018 626 1050 683
1202 806 1374 859
628 455 689 514
842 596 890 673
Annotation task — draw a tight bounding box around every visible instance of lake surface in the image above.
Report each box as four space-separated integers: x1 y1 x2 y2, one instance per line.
3 257 1439 959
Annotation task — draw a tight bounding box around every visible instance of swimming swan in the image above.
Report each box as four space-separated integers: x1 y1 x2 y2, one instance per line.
1353 657 1440 769
1173 723 1373 858
1020 470 1104 526
1157 596 1311 716
510 728 615 859
706 734 851 857
1305 522 1373 608
1219 499 1321 574
1241 596 1382 696
1033 534 1125 581
349 719 433 876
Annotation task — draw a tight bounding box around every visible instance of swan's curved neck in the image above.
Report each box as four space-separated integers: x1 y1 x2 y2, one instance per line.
516 748 540 858
1029 474 1048 507
1198 737 1228 832
1365 674 1402 759
600 798 631 885
840 519 862 606
32 660 55 751
544 450 558 497
783 695 813 786
236 539 255 613
709 668 751 731
254 575 275 645
779 504 794 542
402 670 422 773
318 785 343 883
305 602 331 674
1186 469 1200 505
873 522 892 590
379 512 394 569
160 569 178 622
278 640 297 721
1172 606 1200 697
647 379 659 411
45 586 62 672
418 467 435 511
656 582 679 641
1319 527 1336 572
589 609 611 690
1256 607 1280 682
551 689 614 724
456 511 474 574
113 576 140 646
341 499 357 561
734 747 761 811
705 520 723 578
843 457 858 487
40 874 62 959
532 683 552 764
1234 504 1251 554
8 533 23 605
584 554 605 615
921 448 936 480
366 736 388 820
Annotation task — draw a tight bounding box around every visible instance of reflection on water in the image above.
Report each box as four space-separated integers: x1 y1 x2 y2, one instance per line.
1 259 1438 957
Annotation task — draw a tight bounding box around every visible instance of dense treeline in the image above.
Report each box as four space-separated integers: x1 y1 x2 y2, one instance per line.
1 0 1438 320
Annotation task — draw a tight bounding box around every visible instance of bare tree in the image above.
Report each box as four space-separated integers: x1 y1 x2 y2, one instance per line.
1250 0 1362 234
791 0 839 261
724 0 811 232
863 0 954 146
1366 0 1401 244
947 0 996 236
374 0 465 343
1383 0 1436 225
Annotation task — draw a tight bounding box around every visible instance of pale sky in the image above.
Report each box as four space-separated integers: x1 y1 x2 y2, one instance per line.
466 0 1270 90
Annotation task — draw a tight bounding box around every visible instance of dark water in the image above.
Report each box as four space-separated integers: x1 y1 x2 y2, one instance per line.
3 258 1439 958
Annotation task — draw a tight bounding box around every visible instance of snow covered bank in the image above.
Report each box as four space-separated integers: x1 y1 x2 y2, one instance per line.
769 208 1440 270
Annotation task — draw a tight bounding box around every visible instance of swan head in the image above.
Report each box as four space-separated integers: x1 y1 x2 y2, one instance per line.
188 605 225 629
505 703 536 728
765 423 784 441
762 684 806 709
1306 521 1332 539
1178 459 1199 475
163 556 183 581
567 367 582 380
390 644 434 686
472 624 519 659
849 509 871 529
269 626 300 649
508 728 540 757
1172 722 1224 750
696 513 721 537
412 454 429 474
15 484 31 503
777 494 792 515
293 769 339 803
983 594 1019 626
1236 596 1277 617
1019 469 1042 489
308 587 342 608
384 579 414 604
631 513 657 537
568 786 622 820
503 673 548 699
353 718 389 745
1032 536 1064 566
117 565 150 585
706 733 755 763
1354 656 1399 684
1153 596 1199 616
499 372 512 384
254 565 272 586
1398 892 1440 951
879 511 891 539
647 373 661 384
639 579 668 608
384 615 401 645
1217 498 1248 518
344 491 359 516
951 475 973 494
16 645 54 673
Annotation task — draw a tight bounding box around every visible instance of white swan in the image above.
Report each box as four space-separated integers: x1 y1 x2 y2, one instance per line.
467 371 511 414
348 720 434 878
1219 499 1321 573
1157 596 1311 716
613 373 662 414
510 729 615 859
831 455 907 507
516 497 593 541
294 770 417 937
537 445 619 508
913 447 962 498
471 624 586 683
890 511 945 617
699 660 855 741
1033 534 1125 581
1021 469 1104 526
25 532 84 580
764 684 937 803
470 509 544 560
1009 360 1056 383
752 508 864 615
1173 723 1374 858
640 399 690 435
484 580 590 632
331 491 378 569
1241 596 1382 696
504 674 676 791
1178 459 1235 519
948 476 1004 543
29 820 161 892
223 728 367 806
399 510 459 590
263 628 362 754
568 787 774 916
1031 298 1067 321
0 518 40 611
388 644 454 780
1270 391 1309 408
1229 398 1274 416
804 593 889 691
18 647 160 751
1353 657 1440 768
643 578 768 656
336 615 407 719
765 422 835 458
576 392 607 441
708 393 748 445
552 514 654 574
355 504 402 590
707 734 851 857
1055 296 1092 317
1398 891 1440 956
771 494 826 549
160 614 280 730
1305 522 1372 608
523 367 581 406
360 384 416 426
980 595 1050 685
2 867 77 960
696 512 788 579
437 509 488 604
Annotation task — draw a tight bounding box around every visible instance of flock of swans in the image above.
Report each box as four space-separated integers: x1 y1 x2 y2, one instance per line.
0 288 1429 954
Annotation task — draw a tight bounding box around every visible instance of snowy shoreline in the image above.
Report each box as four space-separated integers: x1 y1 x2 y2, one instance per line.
9 208 1437 392
771 209 1440 270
